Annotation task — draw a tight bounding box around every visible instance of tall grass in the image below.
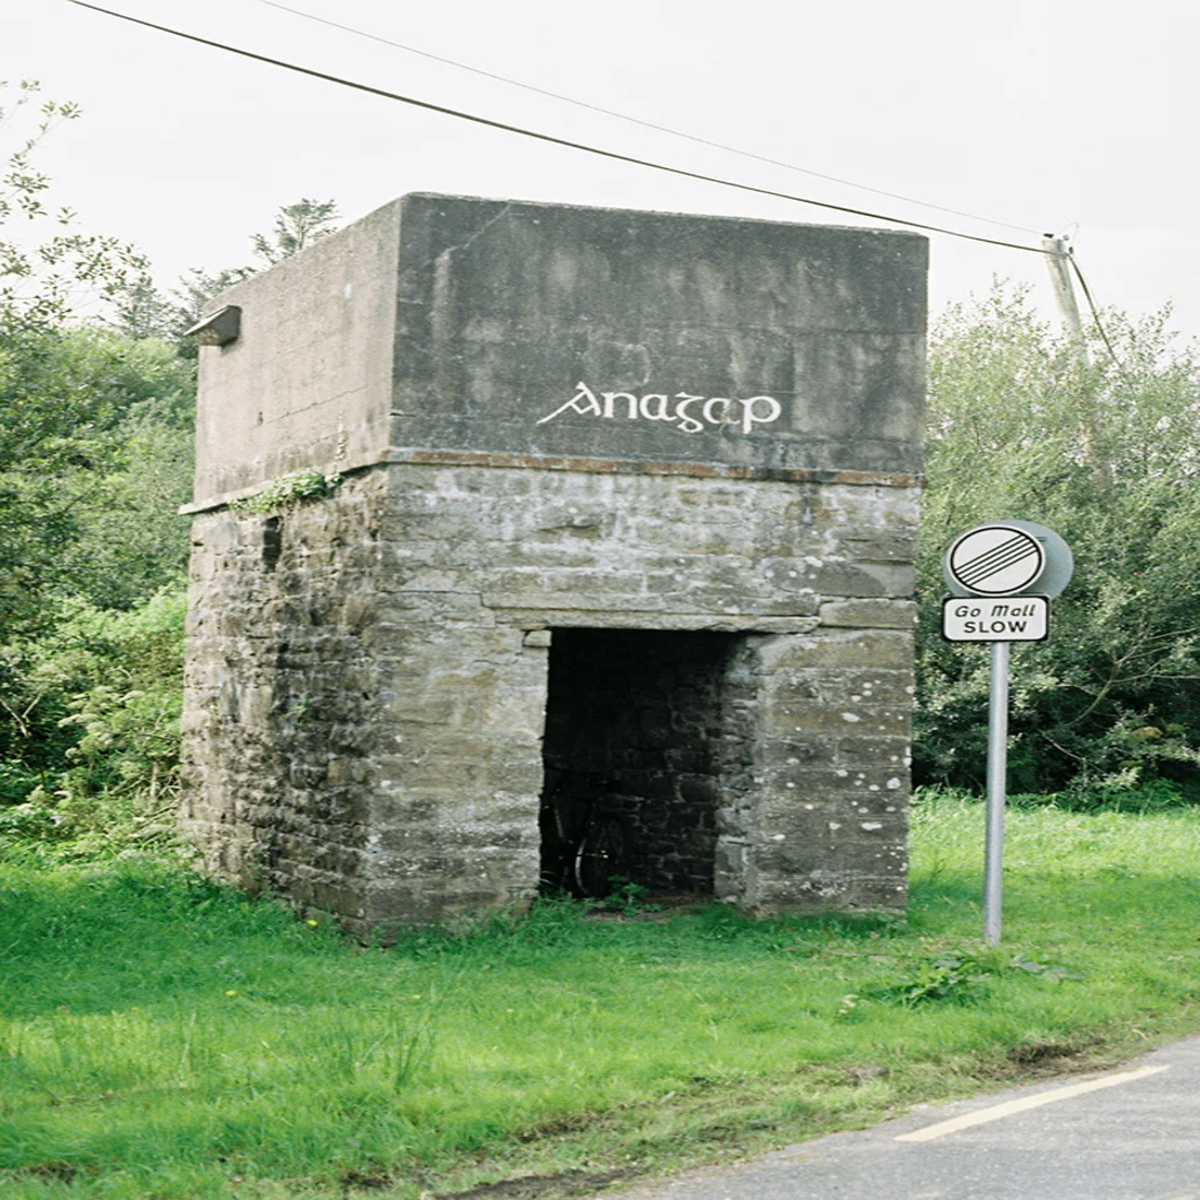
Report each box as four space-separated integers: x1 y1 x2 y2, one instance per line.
3 791 1200 1198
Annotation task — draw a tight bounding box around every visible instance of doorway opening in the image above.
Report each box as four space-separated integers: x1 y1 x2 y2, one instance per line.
538 628 753 899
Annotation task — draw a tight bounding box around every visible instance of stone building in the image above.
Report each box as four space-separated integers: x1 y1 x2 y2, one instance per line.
180 193 927 934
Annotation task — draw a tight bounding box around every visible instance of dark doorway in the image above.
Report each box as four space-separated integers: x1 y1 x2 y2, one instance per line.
539 628 750 898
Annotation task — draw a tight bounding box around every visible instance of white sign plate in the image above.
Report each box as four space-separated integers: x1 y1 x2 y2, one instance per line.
942 596 1050 642
946 524 1045 596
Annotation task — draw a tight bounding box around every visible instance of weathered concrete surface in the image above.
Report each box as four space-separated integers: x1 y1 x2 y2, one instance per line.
181 194 926 932
192 203 401 503
391 196 926 475
188 194 926 512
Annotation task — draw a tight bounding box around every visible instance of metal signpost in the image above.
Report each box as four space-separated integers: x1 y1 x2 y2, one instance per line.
941 521 1073 943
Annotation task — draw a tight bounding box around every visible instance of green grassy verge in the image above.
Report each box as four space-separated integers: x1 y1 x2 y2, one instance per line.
3 792 1200 1199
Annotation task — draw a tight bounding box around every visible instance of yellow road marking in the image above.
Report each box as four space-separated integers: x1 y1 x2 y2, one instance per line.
894 1065 1170 1143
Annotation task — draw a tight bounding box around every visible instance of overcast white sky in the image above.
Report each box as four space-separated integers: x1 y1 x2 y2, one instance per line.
3 0 1197 342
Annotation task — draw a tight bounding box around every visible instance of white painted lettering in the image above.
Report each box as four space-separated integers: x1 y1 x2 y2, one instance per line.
535 382 785 434
536 381 603 424
703 397 733 426
741 395 782 434
602 391 639 419
639 393 673 420
673 393 705 434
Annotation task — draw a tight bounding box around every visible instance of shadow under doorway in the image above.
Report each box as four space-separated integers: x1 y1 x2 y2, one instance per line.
538 628 754 901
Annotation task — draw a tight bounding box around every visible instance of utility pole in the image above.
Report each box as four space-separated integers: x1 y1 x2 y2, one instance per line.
1043 234 1107 488
1041 234 1088 358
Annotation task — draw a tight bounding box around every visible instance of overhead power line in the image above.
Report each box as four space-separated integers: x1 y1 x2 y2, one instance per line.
68 3 1128 365
66 0 1047 255
1069 254 1126 373
258 0 1042 239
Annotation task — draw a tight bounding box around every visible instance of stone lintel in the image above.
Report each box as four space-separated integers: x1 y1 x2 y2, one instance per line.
819 599 919 628
502 611 823 634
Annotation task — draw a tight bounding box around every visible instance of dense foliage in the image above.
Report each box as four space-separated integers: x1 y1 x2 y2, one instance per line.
0 84 349 843
0 325 195 625
0 84 191 833
0 325 193 822
915 286 1200 803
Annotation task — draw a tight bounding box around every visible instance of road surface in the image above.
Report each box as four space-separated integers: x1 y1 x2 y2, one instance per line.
598 1034 1200 1199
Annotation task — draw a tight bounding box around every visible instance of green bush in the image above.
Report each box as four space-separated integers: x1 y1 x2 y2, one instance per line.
915 288 1200 801
0 584 185 857
0 324 195 635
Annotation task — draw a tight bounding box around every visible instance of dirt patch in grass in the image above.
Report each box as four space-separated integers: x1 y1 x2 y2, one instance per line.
977 1034 1114 1080
340 1167 397 1191
438 1168 631 1199
23 1162 80 1184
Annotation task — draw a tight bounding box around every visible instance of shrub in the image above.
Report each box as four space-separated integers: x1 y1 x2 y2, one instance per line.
0 584 185 857
915 287 1200 801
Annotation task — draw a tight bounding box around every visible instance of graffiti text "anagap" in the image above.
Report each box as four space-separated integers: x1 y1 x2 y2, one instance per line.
536 382 782 435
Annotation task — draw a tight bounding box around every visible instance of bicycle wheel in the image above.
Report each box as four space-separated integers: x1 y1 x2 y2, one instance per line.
574 815 627 898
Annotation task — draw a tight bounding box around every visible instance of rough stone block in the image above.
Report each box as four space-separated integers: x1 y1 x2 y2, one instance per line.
819 599 919 629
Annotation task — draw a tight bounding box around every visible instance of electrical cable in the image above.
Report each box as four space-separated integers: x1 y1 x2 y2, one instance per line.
67 0 1129 370
65 0 1047 255
1068 254 1128 376
257 0 1042 239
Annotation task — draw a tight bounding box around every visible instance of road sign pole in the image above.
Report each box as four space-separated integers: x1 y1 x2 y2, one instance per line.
942 521 1073 946
983 639 1010 944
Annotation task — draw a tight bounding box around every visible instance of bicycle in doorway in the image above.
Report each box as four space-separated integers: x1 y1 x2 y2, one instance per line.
539 769 628 899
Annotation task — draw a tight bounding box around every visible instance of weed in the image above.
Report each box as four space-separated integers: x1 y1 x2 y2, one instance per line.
228 469 343 513
587 877 663 916
872 947 1004 1007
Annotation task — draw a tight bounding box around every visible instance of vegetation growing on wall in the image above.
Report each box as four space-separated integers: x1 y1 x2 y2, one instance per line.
228 468 344 513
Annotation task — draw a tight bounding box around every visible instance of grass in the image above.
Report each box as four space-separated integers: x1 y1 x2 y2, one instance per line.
3 791 1200 1198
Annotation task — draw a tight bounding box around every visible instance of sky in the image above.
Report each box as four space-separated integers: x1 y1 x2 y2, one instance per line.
3 0 1197 343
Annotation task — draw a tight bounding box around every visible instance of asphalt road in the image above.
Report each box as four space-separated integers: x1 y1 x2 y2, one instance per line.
598 1034 1200 1199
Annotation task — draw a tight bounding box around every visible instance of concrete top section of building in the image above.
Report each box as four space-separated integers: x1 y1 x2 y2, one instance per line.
191 194 927 508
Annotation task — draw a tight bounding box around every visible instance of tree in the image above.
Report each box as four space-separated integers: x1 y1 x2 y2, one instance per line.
1 136 341 815
915 285 1200 802
1 81 193 634
250 197 339 266
0 84 196 809
1 81 146 330
1 323 194 613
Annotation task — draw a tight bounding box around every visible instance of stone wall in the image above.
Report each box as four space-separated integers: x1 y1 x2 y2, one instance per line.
181 469 393 918
182 459 916 932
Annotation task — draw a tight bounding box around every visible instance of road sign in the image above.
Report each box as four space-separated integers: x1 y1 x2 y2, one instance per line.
943 520 1074 599
946 524 1044 596
942 596 1049 642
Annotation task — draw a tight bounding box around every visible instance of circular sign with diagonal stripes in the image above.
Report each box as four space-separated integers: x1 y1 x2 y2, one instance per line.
946 524 1045 597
